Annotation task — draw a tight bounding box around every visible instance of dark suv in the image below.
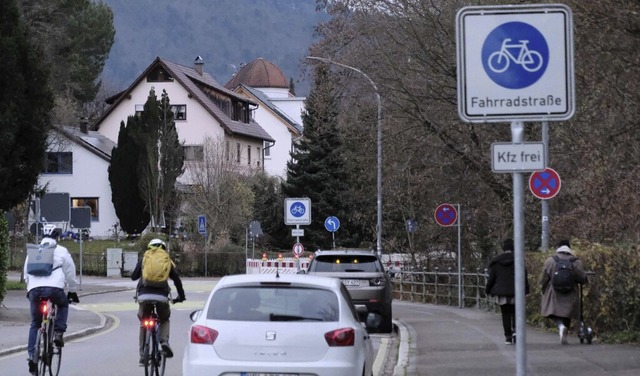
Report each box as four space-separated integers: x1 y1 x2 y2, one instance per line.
303 249 393 333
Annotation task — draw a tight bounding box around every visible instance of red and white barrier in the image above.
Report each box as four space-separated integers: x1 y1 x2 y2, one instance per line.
246 258 310 274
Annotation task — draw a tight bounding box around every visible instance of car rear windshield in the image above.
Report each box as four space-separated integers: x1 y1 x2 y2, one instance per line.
312 255 381 273
207 286 339 322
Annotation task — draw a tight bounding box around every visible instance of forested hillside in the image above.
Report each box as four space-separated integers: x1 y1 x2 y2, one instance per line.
100 0 326 94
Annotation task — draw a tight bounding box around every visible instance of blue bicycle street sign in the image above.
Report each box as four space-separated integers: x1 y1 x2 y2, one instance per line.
456 4 574 122
284 198 311 225
198 214 206 235
324 216 340 232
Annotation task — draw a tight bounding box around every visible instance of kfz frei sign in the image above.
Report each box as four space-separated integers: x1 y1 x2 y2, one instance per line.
456 4 574 123
491 142 545 173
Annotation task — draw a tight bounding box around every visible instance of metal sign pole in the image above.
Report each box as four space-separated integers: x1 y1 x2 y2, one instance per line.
512 121 527 376
204 234 207 277
457 204 462 308
78 229 83 291
541 121 550 252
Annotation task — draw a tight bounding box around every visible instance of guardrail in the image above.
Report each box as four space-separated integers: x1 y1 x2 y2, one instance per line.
391 268 498 311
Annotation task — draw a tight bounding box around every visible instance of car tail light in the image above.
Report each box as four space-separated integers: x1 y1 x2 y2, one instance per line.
324 328 355 347
190 325 219 344
369 277 384 286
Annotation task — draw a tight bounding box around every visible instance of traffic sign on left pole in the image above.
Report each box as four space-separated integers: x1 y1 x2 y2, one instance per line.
198 215 206 235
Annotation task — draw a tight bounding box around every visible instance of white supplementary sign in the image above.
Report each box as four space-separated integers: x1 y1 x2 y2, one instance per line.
491 142 546 172
291 229 304 237
456 4 574 122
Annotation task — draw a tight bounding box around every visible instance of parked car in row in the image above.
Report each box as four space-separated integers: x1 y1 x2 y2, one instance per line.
183 273 375 376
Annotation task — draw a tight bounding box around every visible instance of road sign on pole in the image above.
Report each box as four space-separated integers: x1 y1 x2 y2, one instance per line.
456 4 574 122
198 215 206 235
324 216 340 232
529 168 561 199
292 242 304 257
284 198 311 225
491 142 545 172
434 204 458 227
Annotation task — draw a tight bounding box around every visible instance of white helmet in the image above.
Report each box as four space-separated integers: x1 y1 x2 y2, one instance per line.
42 224 60 239
148 238 167 250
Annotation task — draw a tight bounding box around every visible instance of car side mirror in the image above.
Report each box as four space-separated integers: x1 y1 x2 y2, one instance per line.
297 269 307 274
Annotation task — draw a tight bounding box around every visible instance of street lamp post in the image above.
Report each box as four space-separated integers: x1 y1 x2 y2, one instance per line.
306 56 383 256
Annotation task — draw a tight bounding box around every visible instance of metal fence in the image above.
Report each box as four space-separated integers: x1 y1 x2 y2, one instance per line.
391 268 499 311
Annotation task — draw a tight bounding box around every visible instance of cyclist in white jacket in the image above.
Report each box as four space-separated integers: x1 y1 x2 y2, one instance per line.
24 225 79 375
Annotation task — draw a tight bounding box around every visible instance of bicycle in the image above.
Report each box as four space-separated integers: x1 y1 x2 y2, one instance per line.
32 298 62 376
138 297 180 376
487 38 543 73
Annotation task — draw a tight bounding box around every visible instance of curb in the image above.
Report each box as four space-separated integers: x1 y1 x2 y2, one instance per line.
393 319 414 376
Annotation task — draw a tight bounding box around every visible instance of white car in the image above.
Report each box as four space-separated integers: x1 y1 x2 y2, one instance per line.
183 273 374 376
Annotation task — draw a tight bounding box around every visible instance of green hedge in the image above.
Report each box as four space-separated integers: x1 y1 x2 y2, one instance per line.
0 216 8 304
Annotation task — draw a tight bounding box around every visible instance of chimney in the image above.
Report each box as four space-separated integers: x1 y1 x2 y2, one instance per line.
80 119 88 134
194 56 204 75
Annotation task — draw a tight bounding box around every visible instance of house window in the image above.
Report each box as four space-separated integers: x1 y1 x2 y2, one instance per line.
183 145 204 161
226 141 230 161
146 67 174 82
135 104 144 116
236 143 241 163
247 146 251 165
72 198 99 221
264 141 272 158
43 152 73 174
171 105 187 120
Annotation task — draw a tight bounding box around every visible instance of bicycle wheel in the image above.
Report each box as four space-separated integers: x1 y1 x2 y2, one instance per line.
150 336 161 376
48 344 62 376
156 338 166 376
35 330 48 376
143 330 152 376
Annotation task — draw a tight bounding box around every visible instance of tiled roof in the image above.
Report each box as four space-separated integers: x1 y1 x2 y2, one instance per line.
93 57 274 143
225 58 289 90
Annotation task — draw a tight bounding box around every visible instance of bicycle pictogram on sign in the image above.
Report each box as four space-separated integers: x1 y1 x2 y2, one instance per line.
482 21 549 89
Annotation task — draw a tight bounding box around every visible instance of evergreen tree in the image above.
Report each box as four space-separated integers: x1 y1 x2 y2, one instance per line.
250 172 288 250
0 0 53 211
18 0 115 103
108 119 150 234
282 65 354 250
137 89 184 232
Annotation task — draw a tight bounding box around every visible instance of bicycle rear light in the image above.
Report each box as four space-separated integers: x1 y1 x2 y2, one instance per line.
142 318 157 328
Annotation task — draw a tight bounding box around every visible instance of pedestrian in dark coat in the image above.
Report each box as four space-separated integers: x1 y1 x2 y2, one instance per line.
485 239 530 344
540 239 587 344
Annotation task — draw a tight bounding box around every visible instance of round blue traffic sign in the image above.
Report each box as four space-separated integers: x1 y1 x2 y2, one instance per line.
434 204 458 227
324 216 340 232
482 22 549 89
289 201 307 218
529 168 561 199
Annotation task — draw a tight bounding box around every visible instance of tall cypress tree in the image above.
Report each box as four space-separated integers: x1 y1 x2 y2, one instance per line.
282 65 353 250
0 0 53 211
137 88 184 232
108 118 150 234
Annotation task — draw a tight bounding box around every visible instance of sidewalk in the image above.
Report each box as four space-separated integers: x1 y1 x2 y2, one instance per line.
392 301 640 376
0 272 135 357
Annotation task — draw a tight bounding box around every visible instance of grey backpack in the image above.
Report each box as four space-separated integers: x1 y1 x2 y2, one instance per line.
26 243 60 276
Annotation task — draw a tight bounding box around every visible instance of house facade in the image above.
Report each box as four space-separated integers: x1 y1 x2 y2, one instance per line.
38 125 119 238
225 58 304 179
39 56 275 238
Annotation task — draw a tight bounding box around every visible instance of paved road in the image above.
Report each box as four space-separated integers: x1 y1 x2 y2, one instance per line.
5 273 640 375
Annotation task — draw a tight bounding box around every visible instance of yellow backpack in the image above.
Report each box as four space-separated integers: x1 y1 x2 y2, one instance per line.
141 246 173 287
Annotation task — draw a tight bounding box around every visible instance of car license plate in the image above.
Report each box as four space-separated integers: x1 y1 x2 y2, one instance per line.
342 279 360 286
241 374 299 376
